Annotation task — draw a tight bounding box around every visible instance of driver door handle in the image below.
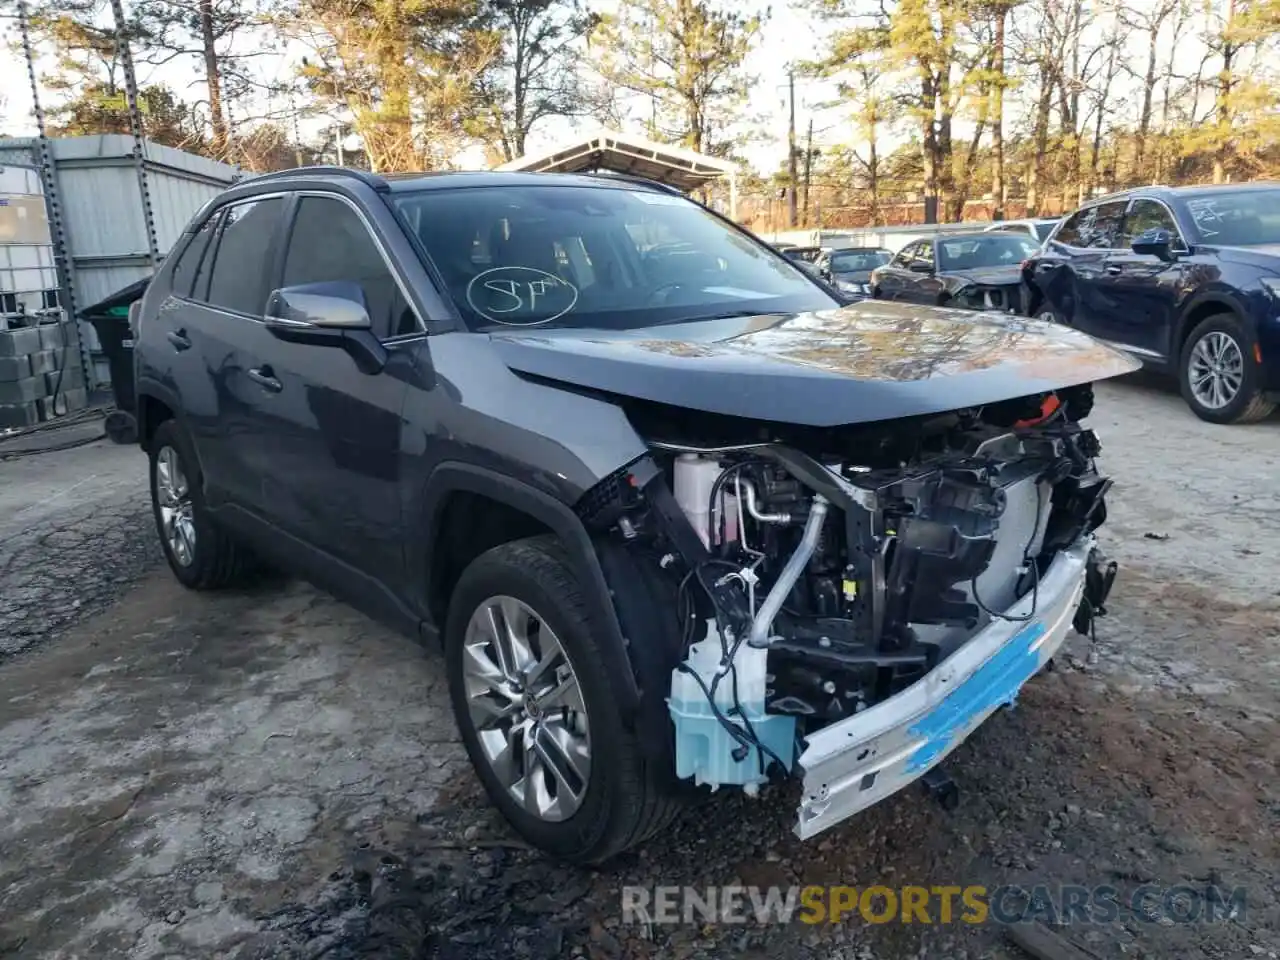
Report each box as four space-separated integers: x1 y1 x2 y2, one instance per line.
247 365 282 393
167 329 191 351
1105 263 1123 275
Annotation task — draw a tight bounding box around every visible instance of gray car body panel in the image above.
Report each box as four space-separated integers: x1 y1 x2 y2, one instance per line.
487 300 1140 427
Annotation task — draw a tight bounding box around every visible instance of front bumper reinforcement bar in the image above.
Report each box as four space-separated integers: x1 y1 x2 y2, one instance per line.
794 536 1093 839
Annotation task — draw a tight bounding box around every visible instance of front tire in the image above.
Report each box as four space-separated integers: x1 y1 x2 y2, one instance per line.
444 536 682 864
148 419 250 588
1179 313 1276 424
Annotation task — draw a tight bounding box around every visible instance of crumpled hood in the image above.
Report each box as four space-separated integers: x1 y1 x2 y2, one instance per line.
487 300 1140 427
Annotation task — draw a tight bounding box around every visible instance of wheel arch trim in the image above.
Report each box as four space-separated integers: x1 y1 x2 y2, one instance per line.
1173 291 1251 360
417 461 641 713
134 378 203 474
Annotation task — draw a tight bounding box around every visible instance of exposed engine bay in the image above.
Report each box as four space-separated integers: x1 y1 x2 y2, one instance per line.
578 383 1118 830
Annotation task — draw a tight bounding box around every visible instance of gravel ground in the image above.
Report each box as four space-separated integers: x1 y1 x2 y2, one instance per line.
0 373 1277 960
0 417 161 659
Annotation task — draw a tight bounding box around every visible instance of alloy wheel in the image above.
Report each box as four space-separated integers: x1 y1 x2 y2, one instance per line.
1188 330 1244 410
155 445 196 567
461 596 592 822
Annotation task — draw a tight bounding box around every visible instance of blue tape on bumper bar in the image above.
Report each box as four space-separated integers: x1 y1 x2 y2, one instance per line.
905 620 1047 772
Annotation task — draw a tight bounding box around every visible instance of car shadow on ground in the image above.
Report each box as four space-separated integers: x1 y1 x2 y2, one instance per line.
1106 368 1280 424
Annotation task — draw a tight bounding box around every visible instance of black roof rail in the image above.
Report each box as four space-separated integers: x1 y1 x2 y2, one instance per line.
238 165 390 192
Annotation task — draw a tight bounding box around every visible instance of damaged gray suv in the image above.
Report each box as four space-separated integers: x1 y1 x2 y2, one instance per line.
133 167 1137 863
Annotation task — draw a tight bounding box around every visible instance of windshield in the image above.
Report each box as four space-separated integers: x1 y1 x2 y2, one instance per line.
937 235 1037 271
1183 191 1280 246
391 185 836 330
830 250 891 272
1033 221 1057 241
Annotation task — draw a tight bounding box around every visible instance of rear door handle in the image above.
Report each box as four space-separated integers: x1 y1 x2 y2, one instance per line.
247 366 282 393
1105 264 1123 275
167 329 191 351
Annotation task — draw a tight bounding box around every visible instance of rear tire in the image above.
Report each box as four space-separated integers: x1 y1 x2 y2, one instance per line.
444 535 683 864
1179 313 1276 425
148 419 251 589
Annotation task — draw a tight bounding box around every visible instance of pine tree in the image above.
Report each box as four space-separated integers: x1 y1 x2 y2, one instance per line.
591 0 763 156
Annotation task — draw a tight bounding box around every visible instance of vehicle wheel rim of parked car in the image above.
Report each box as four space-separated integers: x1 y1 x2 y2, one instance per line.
1188 331 1244 410
462 596 592 822
155 446 196 567
1036 309 1057 324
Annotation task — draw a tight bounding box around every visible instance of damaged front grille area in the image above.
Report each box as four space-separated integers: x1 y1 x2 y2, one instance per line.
576 390 1114 813
954 283 1025 313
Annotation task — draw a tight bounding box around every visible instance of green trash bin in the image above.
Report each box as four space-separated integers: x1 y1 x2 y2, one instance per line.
85 305 136 415
80 277 150 444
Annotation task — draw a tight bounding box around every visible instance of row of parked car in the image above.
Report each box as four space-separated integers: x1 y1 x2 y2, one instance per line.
781 184 1280 425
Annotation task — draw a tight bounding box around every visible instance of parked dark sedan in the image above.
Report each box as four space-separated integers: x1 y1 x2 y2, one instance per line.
870 233 1038 312
1023 183 1280 424
815 247 893 295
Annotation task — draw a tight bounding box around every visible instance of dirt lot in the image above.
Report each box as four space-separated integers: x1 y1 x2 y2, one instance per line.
1 374 1277 960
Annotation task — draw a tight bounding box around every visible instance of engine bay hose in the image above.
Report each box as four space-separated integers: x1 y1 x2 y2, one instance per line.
748 494 829 648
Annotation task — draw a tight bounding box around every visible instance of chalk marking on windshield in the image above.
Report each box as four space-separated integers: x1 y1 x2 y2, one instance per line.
1186 199 1223 238
465 266 579 325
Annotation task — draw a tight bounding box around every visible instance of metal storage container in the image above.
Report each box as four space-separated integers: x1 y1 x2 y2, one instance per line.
0 135 240 384
0 162 58 325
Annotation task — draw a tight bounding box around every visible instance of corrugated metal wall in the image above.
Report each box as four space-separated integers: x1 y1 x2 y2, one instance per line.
0 136 239 382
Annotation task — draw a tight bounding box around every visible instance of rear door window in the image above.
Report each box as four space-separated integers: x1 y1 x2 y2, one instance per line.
204 197 285 315
891 243 919 268
1074 201 1128 249
915 241 936 270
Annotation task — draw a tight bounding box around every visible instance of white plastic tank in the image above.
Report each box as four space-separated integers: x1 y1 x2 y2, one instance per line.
668 619 795 792
673 454 739 547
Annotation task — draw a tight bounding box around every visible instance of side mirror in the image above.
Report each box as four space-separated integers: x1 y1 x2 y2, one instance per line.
909 261 933 274
266 281 372 330
1132 228 1177 263
264 281 387 375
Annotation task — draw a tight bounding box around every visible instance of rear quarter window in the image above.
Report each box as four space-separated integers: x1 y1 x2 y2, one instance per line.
170 215 219 298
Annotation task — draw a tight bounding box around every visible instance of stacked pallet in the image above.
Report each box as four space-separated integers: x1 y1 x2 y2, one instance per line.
0 319 88 429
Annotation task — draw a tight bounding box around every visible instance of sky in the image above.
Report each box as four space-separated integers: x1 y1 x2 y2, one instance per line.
0 0 834 176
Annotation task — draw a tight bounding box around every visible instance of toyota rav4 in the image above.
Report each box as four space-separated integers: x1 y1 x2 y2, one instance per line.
133 167 1136 863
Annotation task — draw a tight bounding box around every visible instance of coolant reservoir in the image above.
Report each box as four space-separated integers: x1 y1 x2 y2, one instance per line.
668 619 795 793
673 454 738 547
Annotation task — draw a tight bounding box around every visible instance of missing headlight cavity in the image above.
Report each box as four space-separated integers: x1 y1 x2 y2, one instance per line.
955 283 1025 313
577 384 1111 818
